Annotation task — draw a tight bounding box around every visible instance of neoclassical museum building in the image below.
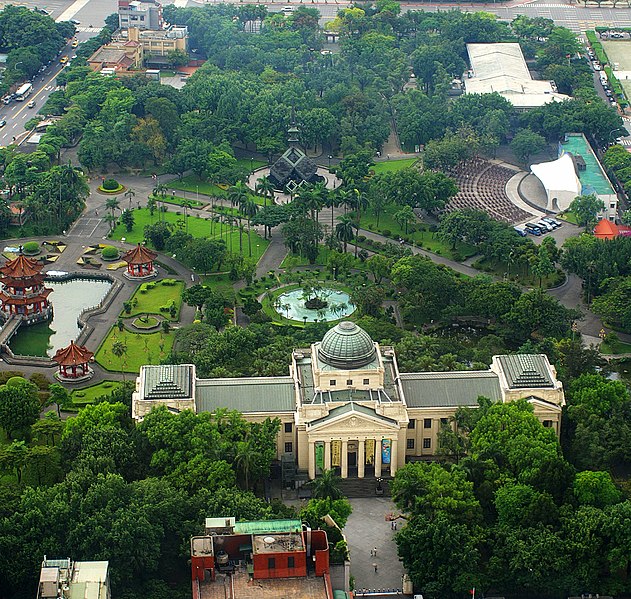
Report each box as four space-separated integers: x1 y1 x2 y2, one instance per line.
132 322 565 480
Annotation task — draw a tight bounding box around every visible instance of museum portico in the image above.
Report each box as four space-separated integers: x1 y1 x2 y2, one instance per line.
132 322 565 479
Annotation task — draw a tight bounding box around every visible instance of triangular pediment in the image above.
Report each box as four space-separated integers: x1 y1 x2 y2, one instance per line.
307 404 400 433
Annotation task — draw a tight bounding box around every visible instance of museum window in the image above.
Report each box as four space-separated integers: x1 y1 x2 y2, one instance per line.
408 419 415 429
423 438 431 449
285 442 293 453
363 378 370 385
330 380 336 386
543 420 553 428
347 380 353 386
284 422 293 433
268 558 275 570
288 557 295 569
440 418 449 426
407 438 415 449
423 418 432 429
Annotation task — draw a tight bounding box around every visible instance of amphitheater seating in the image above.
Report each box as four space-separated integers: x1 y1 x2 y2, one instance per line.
445 158 531 224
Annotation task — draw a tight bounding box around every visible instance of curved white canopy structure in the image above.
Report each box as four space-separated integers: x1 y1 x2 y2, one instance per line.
531 153 581 212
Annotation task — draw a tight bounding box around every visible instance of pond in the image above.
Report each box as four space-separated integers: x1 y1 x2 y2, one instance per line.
9 277 112 357
275 288 355 322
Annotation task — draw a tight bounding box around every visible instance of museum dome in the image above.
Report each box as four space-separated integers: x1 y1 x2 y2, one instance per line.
319 321 376 369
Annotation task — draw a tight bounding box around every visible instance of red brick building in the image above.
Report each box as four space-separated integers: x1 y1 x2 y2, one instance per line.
191 518 331 599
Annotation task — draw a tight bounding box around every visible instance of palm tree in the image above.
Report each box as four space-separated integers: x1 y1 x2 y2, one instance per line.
335 214 356 253
240 197 259 257
311 468 343 500
124 187 135 210
147 196 157 221
105 196 120 219
234 439 258 490
228 181 249 208
255 176 275 207
152 183 168 222
181 199 193 234
104 213 117 232
325 193 340 244
111 340 128 382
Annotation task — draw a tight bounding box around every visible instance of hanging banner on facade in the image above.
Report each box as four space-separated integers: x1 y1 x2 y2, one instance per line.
331 440 341 467
365 439 375 465
381 439 391 465
315 442 324 471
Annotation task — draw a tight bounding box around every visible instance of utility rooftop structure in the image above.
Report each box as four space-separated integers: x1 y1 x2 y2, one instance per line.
37 557 110 599
465 43 569 109
191 518 331 599
118 0 163 31
134 322 566 482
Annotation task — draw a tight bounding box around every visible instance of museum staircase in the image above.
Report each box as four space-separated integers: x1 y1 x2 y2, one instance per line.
338 475 392 498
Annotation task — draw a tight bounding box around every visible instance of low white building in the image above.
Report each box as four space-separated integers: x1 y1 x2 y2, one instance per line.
465 43 570 109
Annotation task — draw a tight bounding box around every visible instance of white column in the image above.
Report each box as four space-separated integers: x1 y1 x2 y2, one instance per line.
341 440 348 478
358 439 365 478
308 440 315 480
324 440 331 471
375 438 382 477
390 439 398 477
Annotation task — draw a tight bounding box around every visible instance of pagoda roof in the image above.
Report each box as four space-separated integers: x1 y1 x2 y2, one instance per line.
0 255 44 278
122 244 157 265
52 340 94 367
1 274 45 288
0 289 52 304
594 219 619 240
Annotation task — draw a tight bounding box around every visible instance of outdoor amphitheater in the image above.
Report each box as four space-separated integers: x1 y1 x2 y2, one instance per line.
444 157 546 224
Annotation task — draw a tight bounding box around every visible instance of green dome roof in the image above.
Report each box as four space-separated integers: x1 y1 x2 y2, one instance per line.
319 321 376 369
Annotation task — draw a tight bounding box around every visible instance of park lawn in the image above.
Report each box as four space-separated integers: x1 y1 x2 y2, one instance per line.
201 272 237 295
169 175 226 197
126 280 184 319
96 327 175 373
235 158 267 171
359 207 477 260
557 211 579 225
71 381 122 404
600 338 631 355
371 158 418 174
281 246 334 268
473 256 565 288
150 193 206 208
111 209 214 244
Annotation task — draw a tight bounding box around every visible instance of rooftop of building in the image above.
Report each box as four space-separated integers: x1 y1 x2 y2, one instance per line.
399 370 501 408
252 532 304 554
88 47 130 65
0 253 43 278
52 340 94 367
198 571 329 599
560 133 616 196
141 364 195 400
496 354 554 389
122 243 157 265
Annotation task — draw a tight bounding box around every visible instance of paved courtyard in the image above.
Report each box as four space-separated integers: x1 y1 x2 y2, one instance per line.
346 498 405 594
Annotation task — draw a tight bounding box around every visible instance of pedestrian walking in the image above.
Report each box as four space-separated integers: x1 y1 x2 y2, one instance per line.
373 563 378 573
394 521 397 531
373 547 377 557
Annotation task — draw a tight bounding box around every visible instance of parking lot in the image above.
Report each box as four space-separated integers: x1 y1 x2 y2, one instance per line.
67 216 102 238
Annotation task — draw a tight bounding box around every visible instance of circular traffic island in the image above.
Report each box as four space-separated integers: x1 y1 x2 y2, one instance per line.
97 178 125 194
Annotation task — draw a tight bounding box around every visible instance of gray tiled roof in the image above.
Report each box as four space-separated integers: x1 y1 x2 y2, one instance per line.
400 371 501 408
497 354 553 389
309 402 398 427
142 364 194 400
195 376 295 413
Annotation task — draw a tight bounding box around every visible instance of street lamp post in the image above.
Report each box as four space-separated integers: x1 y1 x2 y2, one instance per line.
328 155 332 169
196 185 199 204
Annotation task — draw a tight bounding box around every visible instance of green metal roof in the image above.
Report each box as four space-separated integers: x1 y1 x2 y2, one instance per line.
400 371 501 407
496 354 553 389
195 376 295 413
318 321 376 368
141 364 194 400
234 519 302 534
309 402 398 427
561 133 615 196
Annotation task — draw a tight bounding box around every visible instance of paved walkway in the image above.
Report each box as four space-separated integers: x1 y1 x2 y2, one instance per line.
345 498 405 594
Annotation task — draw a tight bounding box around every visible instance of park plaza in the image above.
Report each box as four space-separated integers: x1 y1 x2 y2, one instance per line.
132 321 565 480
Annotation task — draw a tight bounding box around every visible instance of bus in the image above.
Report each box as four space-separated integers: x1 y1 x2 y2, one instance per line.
15 83 32 101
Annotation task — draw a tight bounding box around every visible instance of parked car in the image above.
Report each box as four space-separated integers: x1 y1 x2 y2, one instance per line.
525 223 543 235
0 120 7 128
70 19 81 25
537 220 554 232
542 217 562 228
513 226 527 237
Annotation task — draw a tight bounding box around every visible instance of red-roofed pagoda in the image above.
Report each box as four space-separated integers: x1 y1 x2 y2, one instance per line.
52 340 94 381
122 244 157 279
0 254 52 324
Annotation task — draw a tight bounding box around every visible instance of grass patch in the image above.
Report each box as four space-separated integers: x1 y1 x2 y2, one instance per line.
95 327 175 373
557 211 579 225
109 208 270 262
168 175 226 197
235 158 267 171
473 256 564 288
125 280 184 320
132 315 160 329
371 158 418 174
71 381 122 404
281 247 333 268
601 338 631 355
359 207 476 260
150 193 206 208
201 272 236 295
98 184 125 194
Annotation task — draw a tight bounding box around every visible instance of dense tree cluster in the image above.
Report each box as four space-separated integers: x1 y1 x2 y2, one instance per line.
394 396 631 599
